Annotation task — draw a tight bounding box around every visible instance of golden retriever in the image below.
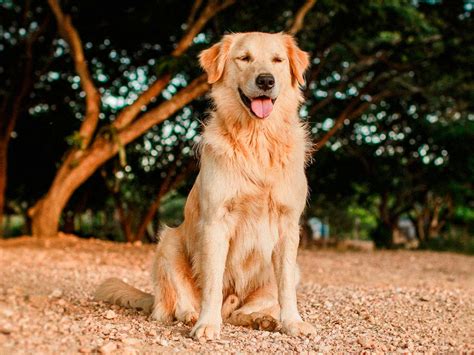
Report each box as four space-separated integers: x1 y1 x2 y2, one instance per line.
95 32 315 340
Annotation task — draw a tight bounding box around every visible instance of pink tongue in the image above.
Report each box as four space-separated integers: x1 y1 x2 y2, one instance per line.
250 98 273 118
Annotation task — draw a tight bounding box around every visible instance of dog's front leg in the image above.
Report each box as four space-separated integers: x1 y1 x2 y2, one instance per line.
190 221 230 340
273 215 316 336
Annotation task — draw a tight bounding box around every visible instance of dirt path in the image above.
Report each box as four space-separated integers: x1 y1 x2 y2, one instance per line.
1 235 473 353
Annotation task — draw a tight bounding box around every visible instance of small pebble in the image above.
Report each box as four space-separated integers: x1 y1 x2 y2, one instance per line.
158 338 169 346
50 289 63 298
0 307 14 318
358 336 374 349
105 310 116 320
98 342 117 354
122 338 141 346
0 323 14 334
123 347 138 355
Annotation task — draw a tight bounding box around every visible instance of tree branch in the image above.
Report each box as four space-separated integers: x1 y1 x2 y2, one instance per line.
112 0 235 131
315 91 392 149
185 0 204 31
314 73 395 149
306 50 394 118
172 0 235 57
117 74 209 145
307 69 370 117
1 13 50 139
287 0 317 35
48 0 101 149
112 74 172 131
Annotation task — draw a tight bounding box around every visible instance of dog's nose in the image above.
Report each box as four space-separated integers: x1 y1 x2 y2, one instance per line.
256 73 275 91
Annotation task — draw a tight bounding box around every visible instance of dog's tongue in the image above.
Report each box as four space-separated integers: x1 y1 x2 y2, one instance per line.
250 98 273 118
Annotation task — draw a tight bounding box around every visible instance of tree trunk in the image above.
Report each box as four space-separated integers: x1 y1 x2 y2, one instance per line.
371 195 395 248
29 77 208 237
416 213 427 243
133 198 162 243
132 158 195 243
113 193 134 242
30 139 112 237
371 221 394 249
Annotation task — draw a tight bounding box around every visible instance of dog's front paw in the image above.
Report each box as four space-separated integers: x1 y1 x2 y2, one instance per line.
190 322 221 340
281 320 316 336
177 310 199 326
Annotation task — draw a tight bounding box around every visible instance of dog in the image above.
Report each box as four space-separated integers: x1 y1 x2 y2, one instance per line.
95 32 315 340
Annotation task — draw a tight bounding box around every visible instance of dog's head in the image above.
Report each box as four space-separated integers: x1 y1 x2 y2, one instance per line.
199 32 309 119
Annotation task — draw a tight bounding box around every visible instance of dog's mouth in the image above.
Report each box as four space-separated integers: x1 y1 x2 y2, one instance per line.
238 88 276 119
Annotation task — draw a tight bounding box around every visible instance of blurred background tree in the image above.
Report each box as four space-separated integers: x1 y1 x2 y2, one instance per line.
1 0 472 252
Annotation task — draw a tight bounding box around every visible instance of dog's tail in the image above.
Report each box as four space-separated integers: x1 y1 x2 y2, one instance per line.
94 278 154 313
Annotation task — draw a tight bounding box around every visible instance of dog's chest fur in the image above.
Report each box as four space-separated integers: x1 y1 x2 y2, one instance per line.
201 118 308 297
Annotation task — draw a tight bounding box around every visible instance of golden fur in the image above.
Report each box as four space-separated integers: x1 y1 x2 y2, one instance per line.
95 32 315 340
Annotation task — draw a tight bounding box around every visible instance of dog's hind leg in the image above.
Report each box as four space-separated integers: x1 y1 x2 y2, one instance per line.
225 285 280 332
152 227 200 325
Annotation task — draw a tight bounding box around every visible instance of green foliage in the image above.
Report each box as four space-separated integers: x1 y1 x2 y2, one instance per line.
347 206 378 239
455 206 474 223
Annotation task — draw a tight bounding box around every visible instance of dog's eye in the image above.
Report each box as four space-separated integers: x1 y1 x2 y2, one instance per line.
238 55 251 62
272 57 283 63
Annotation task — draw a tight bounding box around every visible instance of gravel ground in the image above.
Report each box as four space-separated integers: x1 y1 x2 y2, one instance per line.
0 234 473 353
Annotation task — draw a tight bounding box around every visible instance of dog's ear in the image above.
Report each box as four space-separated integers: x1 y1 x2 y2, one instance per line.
283 34 310 87
199 35 234 84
